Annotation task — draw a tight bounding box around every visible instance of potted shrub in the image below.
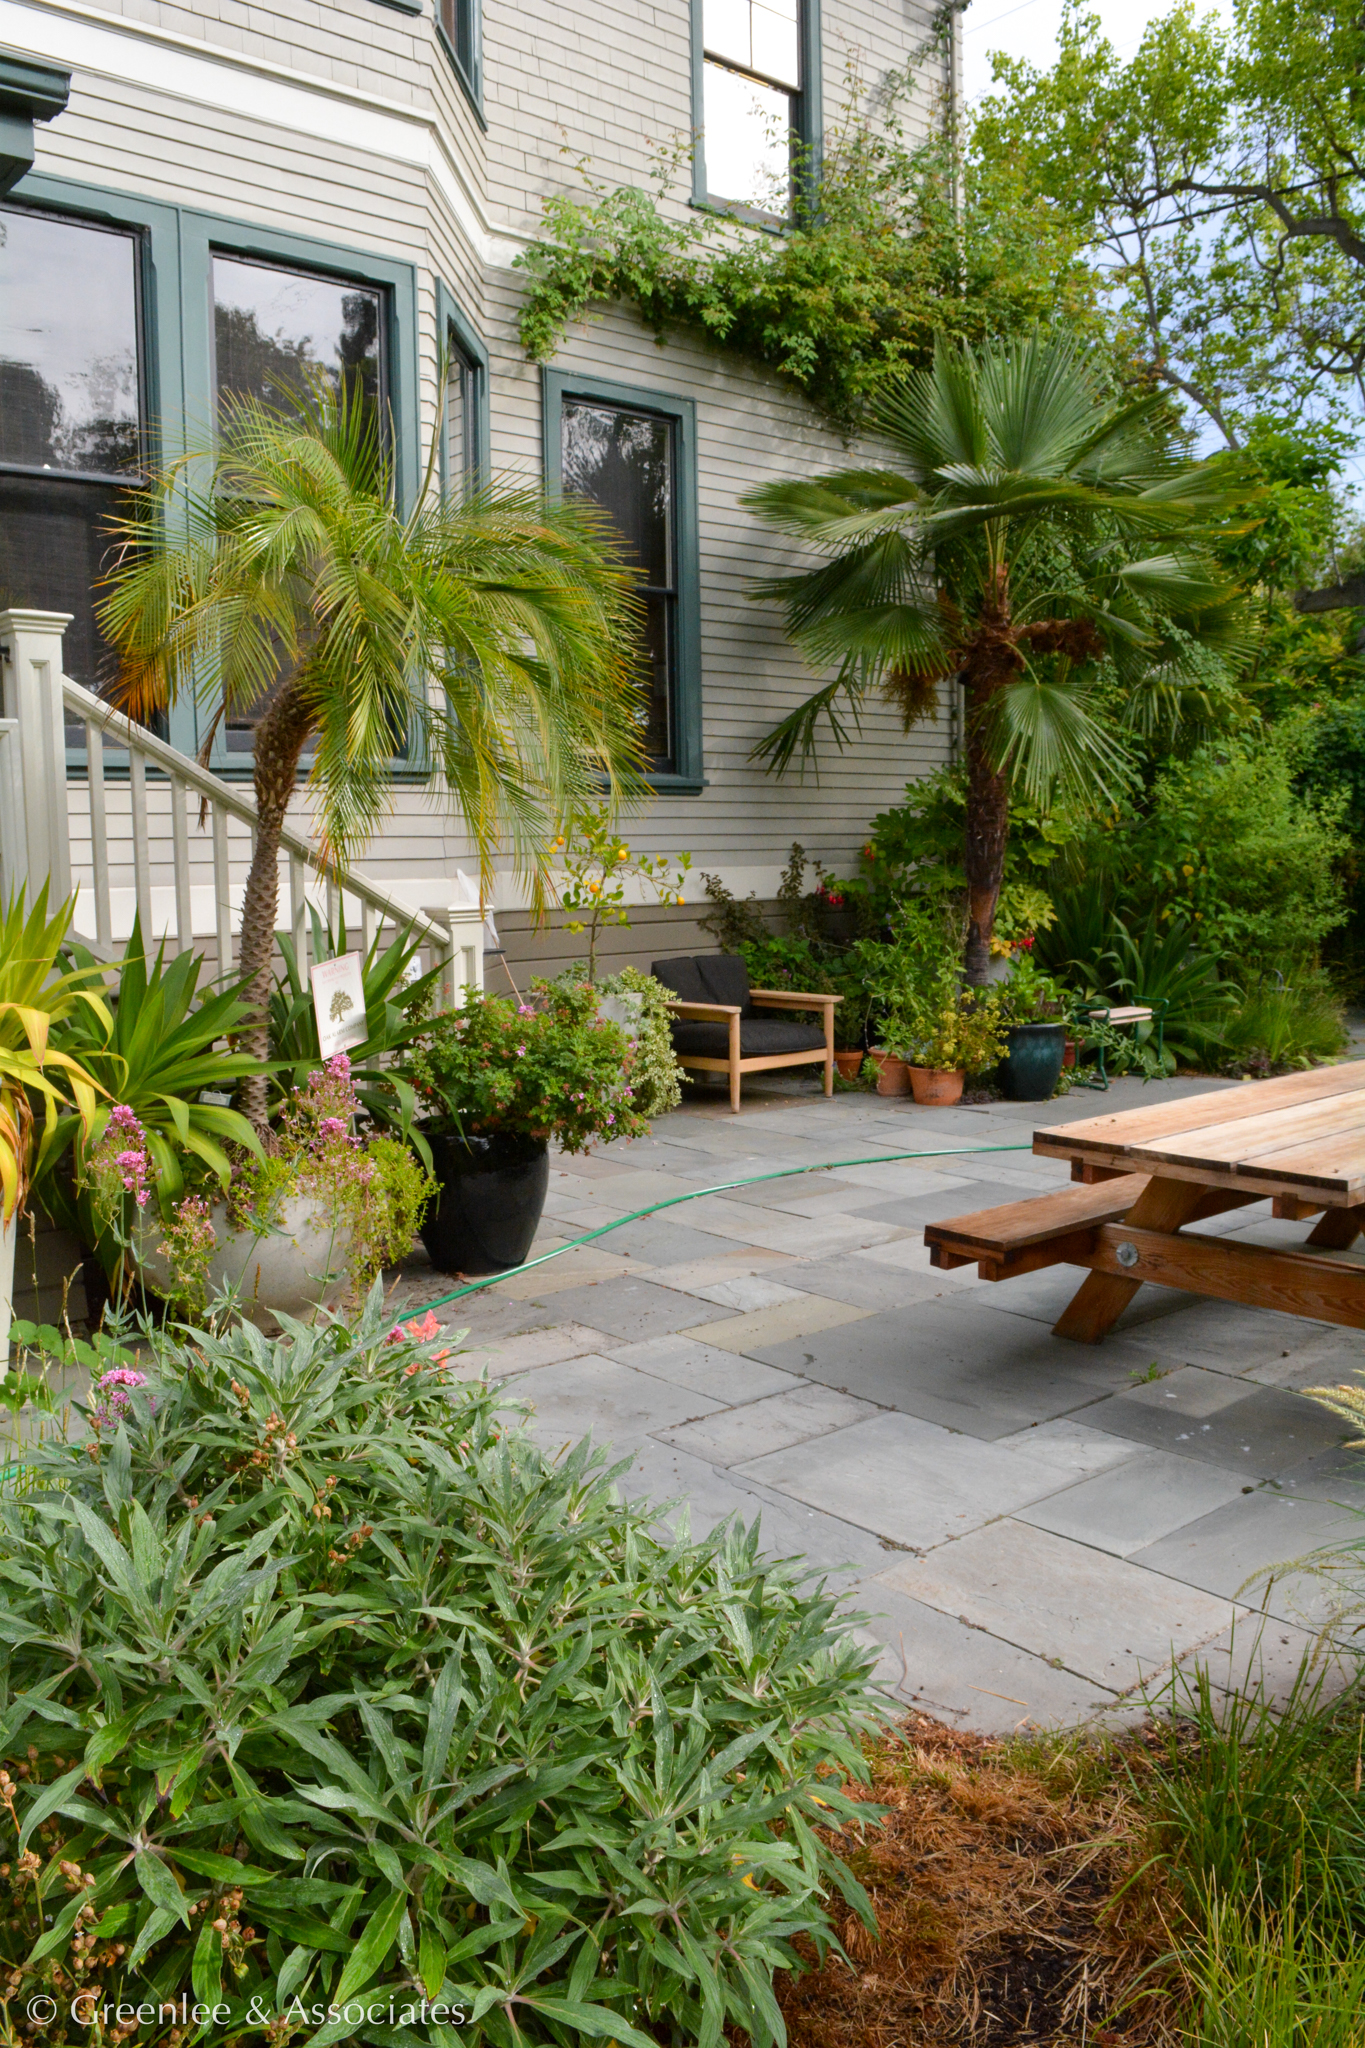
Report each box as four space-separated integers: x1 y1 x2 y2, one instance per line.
38 920 266 1321
992 946 1070 1101
134 1055 432 1326
402 981 650 1274
886 984 1007 1106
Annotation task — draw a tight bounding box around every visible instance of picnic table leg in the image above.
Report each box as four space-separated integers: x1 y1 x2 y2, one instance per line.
1053 1176 1213 1343
1307 1204 1365 1250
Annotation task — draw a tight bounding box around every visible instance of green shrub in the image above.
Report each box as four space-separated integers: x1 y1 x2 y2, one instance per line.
593 967 684 1117
402 981 650 1152
0 1299 883 2047
1183 969 1348 1075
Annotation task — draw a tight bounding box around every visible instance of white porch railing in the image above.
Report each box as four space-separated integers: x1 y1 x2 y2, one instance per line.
0 609 485 1004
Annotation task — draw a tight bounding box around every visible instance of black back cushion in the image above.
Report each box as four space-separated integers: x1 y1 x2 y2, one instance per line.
697 955 752 1013
651 954 751 1013
651 956 706 1004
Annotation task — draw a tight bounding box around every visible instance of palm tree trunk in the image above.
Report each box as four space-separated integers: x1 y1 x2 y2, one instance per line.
963 698 1009 985
960 574 1019 987
236 680 314 1130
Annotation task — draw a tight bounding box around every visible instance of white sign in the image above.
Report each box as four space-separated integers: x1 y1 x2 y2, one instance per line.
310 952 368 1060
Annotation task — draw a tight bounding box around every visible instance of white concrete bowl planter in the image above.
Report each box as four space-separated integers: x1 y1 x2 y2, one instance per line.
138 1197 351 1329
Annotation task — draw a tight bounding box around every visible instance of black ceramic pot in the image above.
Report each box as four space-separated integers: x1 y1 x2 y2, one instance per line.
998 1021 1067 1102
420 1130 551 1275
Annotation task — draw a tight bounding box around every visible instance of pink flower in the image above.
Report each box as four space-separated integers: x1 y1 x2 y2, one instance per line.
90 1366 153 1432
317 1117 349 1141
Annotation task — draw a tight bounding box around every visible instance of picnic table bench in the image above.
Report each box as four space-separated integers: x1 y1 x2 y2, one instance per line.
925 1062 1365 1342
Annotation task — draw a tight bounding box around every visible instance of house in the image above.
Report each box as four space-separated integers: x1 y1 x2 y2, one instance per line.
0 0 958 980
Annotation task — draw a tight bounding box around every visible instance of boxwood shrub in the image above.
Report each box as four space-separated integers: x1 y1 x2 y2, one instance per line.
0 1298 882 2047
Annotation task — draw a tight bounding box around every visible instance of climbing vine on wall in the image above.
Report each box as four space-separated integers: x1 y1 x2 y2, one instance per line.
515 43 1100 429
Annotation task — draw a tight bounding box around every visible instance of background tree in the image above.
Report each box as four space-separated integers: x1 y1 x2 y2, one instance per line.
744 332 1248 981
99 382 644 1127
972 0 1365 458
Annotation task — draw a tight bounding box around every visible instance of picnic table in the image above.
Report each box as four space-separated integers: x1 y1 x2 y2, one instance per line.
924 1063 1365 1342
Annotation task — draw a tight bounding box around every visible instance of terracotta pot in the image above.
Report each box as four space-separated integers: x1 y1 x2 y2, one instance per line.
834 1049 865 1081
868 1049 910 1097
907 1066 965 1107
1063 1038 1077 1070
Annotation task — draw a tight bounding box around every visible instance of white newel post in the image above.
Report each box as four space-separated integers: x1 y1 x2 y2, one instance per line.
0 610 73 908
0 612 73 1374
445 904 486 1007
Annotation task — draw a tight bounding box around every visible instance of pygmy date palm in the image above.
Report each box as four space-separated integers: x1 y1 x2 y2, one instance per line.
744 332 1249 980
98 381 644 1125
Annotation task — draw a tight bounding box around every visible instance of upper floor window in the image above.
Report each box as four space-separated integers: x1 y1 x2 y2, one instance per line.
700 0 804 216
0 205 144 700
437 0 480 102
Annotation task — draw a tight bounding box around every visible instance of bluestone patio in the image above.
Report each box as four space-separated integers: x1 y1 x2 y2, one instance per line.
395 1074 1365 1732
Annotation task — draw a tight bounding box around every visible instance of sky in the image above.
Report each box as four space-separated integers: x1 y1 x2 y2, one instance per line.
960 0 1233 106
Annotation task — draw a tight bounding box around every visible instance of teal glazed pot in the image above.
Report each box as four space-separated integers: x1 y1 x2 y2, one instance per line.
998 1022 1067 1101
420 1130 550 1274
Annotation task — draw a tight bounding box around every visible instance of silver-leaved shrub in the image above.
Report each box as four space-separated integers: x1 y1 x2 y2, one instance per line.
0 1292 883 2047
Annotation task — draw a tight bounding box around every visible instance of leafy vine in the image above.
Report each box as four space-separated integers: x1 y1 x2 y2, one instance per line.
515 43 1099 428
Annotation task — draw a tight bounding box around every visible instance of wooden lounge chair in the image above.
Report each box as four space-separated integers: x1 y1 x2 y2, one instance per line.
651 953 839 1113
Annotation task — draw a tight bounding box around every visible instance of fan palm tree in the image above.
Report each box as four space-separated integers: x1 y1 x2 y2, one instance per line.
743 332 1250 980
98 379 645 1125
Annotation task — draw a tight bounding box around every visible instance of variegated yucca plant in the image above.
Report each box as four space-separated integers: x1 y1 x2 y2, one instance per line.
0 1293 884 2047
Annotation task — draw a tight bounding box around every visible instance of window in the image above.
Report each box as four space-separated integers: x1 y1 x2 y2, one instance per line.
0 206 144 698
437 0 481 103
445 346 478 490
544 372 702 791
695 0 819 217
210 254 388 752
563 399 676 765
212 255 383 427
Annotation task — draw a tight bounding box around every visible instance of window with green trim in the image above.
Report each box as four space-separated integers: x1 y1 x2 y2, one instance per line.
437 0 482 114
209 253 390 757
693 0 820 219
0 204 146 706
543 371 702 792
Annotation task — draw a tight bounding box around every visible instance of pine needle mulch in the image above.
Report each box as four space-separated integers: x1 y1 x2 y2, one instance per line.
773 1715 1182 2048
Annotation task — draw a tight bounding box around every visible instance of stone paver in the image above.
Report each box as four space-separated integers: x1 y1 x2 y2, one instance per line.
394 1072 1365 1733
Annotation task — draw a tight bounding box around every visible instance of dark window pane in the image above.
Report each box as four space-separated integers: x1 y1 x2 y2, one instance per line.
212 256 382 426
639 590 673 765
0 207 141 476
561 399 676 770
446 350 475 487
212 258 388 752
562 401 672 587
0 472 124 690
439 0 476 78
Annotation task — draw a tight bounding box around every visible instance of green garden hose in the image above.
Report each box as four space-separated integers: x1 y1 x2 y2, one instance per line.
413 1139 1037 1313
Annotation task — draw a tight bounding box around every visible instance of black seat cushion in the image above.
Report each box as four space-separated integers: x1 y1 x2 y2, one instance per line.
670 1016 825 1059
651 954 753 1016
